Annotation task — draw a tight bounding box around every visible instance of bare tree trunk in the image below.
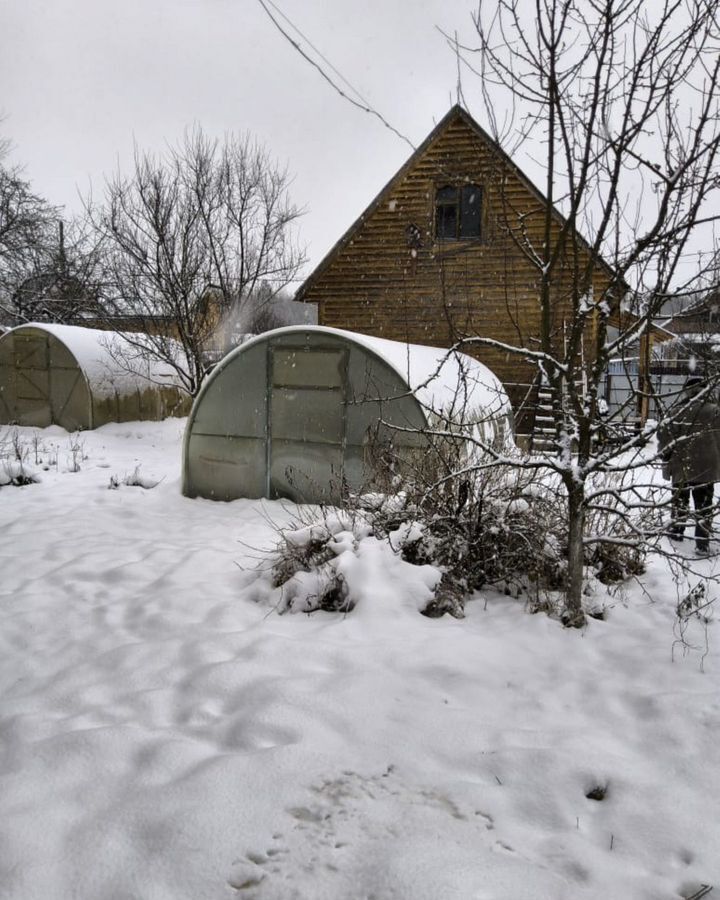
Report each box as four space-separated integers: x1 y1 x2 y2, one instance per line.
564 480 587 627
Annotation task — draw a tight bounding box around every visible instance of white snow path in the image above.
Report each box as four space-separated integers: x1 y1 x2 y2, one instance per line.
0 421 719 899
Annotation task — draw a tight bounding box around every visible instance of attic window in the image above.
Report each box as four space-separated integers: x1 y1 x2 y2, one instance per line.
435 184 482 240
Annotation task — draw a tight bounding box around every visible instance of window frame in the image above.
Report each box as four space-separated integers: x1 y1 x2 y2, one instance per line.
434 183 483 242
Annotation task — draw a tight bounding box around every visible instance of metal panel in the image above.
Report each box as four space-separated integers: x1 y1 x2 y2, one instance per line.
13 398 52 427
48 338 77 368
344 345 428 444
0 330 91 428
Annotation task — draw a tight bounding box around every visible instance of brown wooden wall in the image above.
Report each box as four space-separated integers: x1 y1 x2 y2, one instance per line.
299 114 612 413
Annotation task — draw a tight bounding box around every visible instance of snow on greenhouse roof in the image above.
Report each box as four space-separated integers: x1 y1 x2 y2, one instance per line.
230 325 510 424
339 328 510 422
13 322 186 399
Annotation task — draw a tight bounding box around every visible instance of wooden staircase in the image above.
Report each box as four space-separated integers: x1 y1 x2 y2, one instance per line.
515 372 587 454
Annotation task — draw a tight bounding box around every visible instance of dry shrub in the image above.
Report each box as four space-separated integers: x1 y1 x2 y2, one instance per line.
108 466 160 490
267 431 655 619
0 427 39 487
583 472 661 584
356 431 655 614
361 433 568 610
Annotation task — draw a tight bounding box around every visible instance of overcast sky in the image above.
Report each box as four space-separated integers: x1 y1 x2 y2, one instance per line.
1 0 483 281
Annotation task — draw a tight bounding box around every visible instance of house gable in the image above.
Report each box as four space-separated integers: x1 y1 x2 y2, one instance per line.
297 105 615 406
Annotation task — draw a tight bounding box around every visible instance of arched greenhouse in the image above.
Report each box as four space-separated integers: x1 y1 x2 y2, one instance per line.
182 326 513 504
0 323 190 431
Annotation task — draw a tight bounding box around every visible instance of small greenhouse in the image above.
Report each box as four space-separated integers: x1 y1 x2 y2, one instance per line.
0 323 190 431
183 325 512 504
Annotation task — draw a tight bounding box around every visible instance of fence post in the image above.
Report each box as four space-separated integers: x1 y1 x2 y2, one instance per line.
638 333 651 424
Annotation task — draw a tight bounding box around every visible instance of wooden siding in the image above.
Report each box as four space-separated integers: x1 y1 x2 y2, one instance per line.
298 109 613 411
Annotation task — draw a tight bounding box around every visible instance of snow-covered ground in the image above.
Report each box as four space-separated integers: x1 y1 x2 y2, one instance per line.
1 420 718 900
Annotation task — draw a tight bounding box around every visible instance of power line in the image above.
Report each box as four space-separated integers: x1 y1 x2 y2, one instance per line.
263 0 373 111
256 0 415 152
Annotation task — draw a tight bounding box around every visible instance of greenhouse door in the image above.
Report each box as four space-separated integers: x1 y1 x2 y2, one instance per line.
267 346 348 501
13 333 52 426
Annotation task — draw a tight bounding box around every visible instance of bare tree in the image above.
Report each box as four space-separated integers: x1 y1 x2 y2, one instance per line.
93 128 305 394
0 142 57 321
9 215 108 325
436 0 720 624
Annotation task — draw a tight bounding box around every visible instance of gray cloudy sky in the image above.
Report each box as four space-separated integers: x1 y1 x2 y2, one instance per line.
1 0 479 278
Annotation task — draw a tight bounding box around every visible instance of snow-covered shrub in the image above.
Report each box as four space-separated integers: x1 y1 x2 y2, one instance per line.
270 513 360 613
269 509 441 616
0 428 40 487
0 458 39 487
586 534 646 585
354 432 655 615
108 466 160 490
379 469 568 611
356 430 570 613
265 434 563 618
67 433 86 473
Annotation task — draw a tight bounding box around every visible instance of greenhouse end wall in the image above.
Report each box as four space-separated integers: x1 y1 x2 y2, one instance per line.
183 326 512 505
183 330 430 504
0 328 92 430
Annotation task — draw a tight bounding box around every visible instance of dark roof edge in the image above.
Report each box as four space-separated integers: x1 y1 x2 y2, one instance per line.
296 104 619 302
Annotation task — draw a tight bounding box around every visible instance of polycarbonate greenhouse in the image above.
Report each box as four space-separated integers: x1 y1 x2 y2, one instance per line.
0 323 190 431
182 325 512 504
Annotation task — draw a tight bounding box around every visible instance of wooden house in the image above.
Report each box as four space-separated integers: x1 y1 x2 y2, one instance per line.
296 105 623 436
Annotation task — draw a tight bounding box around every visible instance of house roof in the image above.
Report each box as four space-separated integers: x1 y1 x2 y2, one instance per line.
296 104 619 303
660 289 720 335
